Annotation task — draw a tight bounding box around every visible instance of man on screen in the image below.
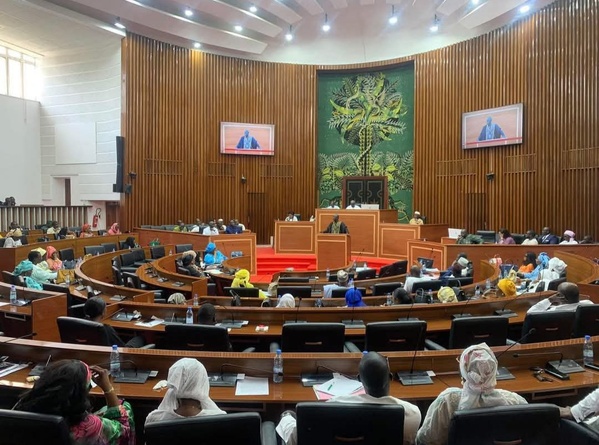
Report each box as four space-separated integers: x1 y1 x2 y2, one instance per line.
236 130 260 149
478 116 506 141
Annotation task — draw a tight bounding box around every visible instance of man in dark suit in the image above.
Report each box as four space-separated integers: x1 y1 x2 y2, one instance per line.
323 214 349 234
539 226 559 244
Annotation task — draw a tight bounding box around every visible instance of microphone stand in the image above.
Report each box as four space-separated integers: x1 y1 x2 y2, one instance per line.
216 301 246 329
397 328 433 385
512 351 572 380
493 328 537 380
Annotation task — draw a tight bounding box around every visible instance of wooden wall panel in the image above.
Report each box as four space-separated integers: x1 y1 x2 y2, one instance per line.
122 0 598 243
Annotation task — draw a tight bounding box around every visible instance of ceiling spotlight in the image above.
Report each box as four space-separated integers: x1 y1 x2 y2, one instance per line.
285 25 293 41
388 5 398 25
184 7 193 17
519 4 530 13
429 15 439 33
471 0 480 4
322 13 330 32
249 4 258 13
114 18 126 29
234 25 243 32
193 42 201 49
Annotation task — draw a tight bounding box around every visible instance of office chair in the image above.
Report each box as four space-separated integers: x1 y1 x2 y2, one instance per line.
475 230 497 244
223 287 260 298
365 321 427 352
278 276 310 283
444 277 474 287
0 239 4 248
2 270 17 285
378 260 409 278
83 245 105 256
277 285 312 299
162 324 234 351
131 248 150 266
330 287 366 298
177 266 191 276
560 418 599 445
356 268 377 280
112 266 124 286
573 305 599 338
101 242 118 253
520 312 575 343
150 245 165 259
58 248 75 262
56 316 109 346
175 244 193 253
425 316 509 350
122 272 164 302
411 280 443 294
0 409 71 445
512 233 526 244
119 251 139 272
372 282 404 296
145 413 263 445
547 277 567 291
296 403 405 445
447 404 560 445
278 323 346 352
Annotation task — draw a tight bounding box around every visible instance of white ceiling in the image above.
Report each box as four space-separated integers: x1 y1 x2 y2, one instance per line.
0 0 556 64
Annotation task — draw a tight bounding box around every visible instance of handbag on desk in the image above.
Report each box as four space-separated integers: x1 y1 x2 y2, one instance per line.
56 269 75 284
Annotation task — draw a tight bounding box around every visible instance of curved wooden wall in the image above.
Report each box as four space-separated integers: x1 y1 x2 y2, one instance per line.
121 0 598 243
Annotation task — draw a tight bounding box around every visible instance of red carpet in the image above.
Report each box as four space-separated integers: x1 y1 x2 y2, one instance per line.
252 246 395 282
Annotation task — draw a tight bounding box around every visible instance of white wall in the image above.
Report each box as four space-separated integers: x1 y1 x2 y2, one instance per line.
39 39 122 204
0 95 42 204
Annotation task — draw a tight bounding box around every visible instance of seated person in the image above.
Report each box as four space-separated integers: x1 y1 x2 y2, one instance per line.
404 265 427 293
322 270 349 299
5 221 21 238
580 235 595 244
560 387 599 433
284 211 298 222
14 360 134 444
13 259 42 290
167 292 186 304
276 293 295 308
80 223 94 238
440 255 470 279
3 231 22 248
216 219 227 232
527 282 593 313
203 242 227 266
46 221 60 235
416 343 527 445
108 223 122 235
123 236 139 249
496 278 517 298
346 199 361 209
521 230 538 245
456 229 482 245
231 268 267 300
225 219 243 234
345 287 366 307
392 287 413 305
173 220 188 232
198 303 216 324
84 297 146 347
497 228 515 244
190 218 206 233
409 211 424 225
437 287 458 303
57 227 76 240
276 351 421 445
202 220 219 236
517 252 537 274
326 199 340 209
538 257 566 281
145 358 225 425
45 246 63 271
27 249 57 284
517 252 550 281
181 252 202 277
560 229 578 244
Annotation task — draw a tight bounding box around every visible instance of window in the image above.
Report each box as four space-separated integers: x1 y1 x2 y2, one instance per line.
0 43 38 99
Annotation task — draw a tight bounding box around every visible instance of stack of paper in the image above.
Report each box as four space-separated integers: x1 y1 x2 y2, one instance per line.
313 375 364 400
0 362 28 378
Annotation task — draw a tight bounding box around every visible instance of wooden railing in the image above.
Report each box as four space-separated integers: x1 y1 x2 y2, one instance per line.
0 205 90 232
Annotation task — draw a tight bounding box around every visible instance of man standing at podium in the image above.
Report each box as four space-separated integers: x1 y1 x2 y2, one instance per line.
323 214 349 234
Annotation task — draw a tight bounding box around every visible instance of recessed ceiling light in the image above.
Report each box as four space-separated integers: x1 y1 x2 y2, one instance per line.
234 25 243 32
389 15 398 25
184 8 193 17
249 5 258 13
472 0 480 5
429 15 439 33
285 25 293 41
519 4 530 13
322 13 330 32
114 18 126 29
193 42 201 49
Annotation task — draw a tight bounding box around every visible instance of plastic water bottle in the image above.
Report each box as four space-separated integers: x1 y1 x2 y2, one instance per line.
584 335 594 365
474 286 481 299
193 294 199 307
364 262 368 269
186 306 194 324
426 289 433 303
326 268 330 280
273 349 283 383
348 278 354 288
110 345 122 377
386 293 393 306
485 278 491 291
9 285 17 305
65 274 71 287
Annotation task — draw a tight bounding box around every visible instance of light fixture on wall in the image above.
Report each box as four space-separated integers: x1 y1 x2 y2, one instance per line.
322 14 331 32
193 42 201 49
486 172 495 181
241 175 247 184
388 6 398 25
429 15 439 33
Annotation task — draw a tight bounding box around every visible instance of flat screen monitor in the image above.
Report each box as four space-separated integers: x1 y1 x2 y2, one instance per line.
224 287 260 298
220 122 274 156
462 103 523 149
276 286 312 299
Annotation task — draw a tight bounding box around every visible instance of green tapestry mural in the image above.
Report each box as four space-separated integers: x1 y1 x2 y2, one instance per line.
317 64 414 222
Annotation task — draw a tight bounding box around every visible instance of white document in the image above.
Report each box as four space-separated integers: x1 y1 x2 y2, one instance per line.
235 376 269 396
316 375 363 397
0 302 10 307
0 363 28 378
135 318 164 327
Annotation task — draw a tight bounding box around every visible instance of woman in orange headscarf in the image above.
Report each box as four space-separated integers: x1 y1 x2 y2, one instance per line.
45 246 63 271
80 224 94 238
108 223 121 235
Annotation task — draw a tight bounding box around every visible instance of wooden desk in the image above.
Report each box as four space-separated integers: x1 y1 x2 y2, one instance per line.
137 257 208 297
316 234 351 270
379 224 449 260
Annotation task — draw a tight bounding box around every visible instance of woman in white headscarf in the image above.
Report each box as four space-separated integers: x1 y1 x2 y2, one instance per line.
145 358 225 425
416 343 527 445
276 293 296 308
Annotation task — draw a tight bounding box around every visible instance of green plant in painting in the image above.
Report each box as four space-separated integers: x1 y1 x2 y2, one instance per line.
328 72 408 175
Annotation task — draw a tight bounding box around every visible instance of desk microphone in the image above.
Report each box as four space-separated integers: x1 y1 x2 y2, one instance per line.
0 332 37 344
315 364 357 381
495 284 545 317
352 249 365 272
214 304 245 329
398 294 418 321
397 327 432 386
229 289 241 307
293 296 304 323
513 351 569 380
452 291 474 319
494 328 536 361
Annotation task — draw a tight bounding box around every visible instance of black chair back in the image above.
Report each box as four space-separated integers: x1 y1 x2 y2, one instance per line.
56 316 109 346
175 244 193 253
296 402 404 445
101 242 118 253
84 245 105 256
2 270 17 285
521 312 575 343
560 418 599 445
150 246 166 259
573 305 599 338
132 248 146 263
277 285 312 299
447 404 560 445
475 230 497 244
356 268 377 280
547 277 567 291
281 323 345 352
512 233 526 244
145 413 262 445
444 277 474 287
120 251 137 267
163 324 231 351
411 280 443 294
278 276 310 283
378 260 408 278
223 287 260 298
112 266 124 286
328 273 354 282
449 316 509 348
330 287 367 298
365 321 427 351
58 248 75 262
372 282 404 296
177 266 191 276
0 409 71 445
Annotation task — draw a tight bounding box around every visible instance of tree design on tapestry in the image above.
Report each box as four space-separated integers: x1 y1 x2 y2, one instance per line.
328 72 408 175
